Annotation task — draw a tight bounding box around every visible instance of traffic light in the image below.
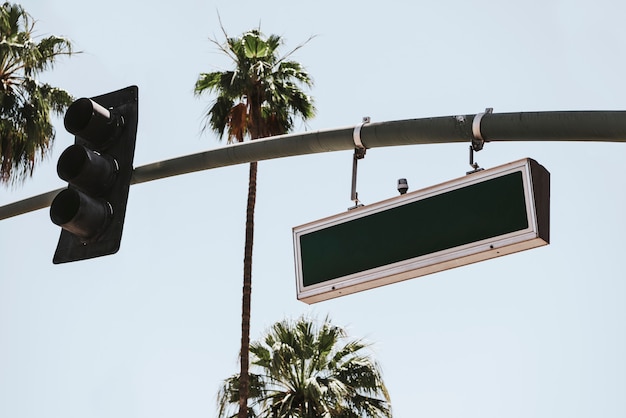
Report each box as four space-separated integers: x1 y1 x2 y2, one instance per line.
50 86 138 264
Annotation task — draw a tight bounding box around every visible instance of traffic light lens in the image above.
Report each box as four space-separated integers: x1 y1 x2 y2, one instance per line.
50 188 112 240
58 144 87 180
50 190 80 226
50 189 80 225
64 98 122 148
64 98 94 135
57 144 118 195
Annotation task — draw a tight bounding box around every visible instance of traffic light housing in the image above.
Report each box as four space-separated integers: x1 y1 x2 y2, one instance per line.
50 86 138 264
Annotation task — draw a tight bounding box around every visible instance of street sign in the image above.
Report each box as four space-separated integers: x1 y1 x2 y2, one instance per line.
293 158 550 304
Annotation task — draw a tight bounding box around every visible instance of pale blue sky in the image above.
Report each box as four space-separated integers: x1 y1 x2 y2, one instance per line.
1 1 625 417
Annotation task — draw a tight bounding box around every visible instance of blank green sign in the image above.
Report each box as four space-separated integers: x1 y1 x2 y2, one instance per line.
300 171 528 287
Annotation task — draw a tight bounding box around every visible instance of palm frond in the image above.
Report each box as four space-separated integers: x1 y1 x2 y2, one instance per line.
0 2 76 186
195 26 315 142
216 316 392 417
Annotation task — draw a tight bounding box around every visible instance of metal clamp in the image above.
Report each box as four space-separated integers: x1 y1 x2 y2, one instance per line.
467 108 492 175
471 107 493 152
353 116 370 154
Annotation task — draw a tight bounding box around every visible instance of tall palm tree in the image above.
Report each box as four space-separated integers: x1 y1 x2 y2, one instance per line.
217 316 393 418
0 2 75 185
194 28 315 418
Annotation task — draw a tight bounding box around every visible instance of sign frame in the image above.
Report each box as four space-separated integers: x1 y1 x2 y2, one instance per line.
293 158 550 304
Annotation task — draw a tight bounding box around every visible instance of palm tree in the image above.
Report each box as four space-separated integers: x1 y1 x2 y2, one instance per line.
194 28 315 418
0 2 75 185
217 316 392 418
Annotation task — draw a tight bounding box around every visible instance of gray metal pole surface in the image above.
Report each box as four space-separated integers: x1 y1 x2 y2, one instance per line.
2 110 626 220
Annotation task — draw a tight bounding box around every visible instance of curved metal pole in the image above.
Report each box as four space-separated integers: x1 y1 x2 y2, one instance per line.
2 110 626 220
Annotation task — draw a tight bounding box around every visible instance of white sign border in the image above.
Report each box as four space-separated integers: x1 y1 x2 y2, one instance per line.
293 158 548 304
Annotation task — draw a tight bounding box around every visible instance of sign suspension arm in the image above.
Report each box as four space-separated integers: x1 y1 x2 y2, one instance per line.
349 117 369 210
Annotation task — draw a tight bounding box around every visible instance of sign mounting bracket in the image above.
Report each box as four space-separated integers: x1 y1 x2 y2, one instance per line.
349 116 370 210
467 107 493 174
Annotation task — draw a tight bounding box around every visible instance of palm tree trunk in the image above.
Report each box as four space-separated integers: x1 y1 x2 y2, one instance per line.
238 160 257 418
